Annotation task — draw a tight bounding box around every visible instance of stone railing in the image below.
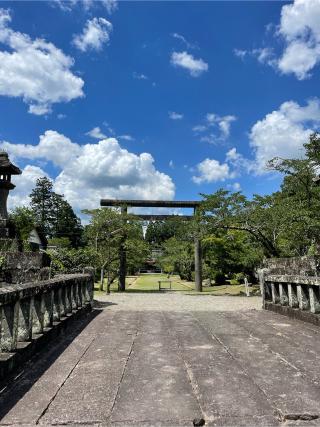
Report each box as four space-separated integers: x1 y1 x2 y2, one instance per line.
0 272 93 380
259 269 320 324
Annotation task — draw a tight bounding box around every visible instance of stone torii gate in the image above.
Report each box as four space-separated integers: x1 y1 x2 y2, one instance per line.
100 199 203 292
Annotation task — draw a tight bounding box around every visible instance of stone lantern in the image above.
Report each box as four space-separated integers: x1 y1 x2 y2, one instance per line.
0 152 21 236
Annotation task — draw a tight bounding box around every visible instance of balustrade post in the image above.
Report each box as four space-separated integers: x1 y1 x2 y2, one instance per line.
66 285 72 314
309 286 320 313
81 281 87 305
33 295 44 334
43 291 53 327
53 287 61 322
71 283 77 311
18 298 33 341
77 282 83 307
297 285 309 310
60 286 67 317
288 284 299 308
279 283 289 306
271 283 280 304
88 277 94 303
0 301 19 352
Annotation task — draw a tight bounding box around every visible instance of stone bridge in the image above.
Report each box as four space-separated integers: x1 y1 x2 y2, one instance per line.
1 287 320 426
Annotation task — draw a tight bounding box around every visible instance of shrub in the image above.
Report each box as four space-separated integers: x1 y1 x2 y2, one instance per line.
213 271 226 285
235 272 245 283
229 278 240 285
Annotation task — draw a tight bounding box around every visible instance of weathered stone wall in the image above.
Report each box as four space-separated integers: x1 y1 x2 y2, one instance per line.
263 256 320 277
0 252 51 285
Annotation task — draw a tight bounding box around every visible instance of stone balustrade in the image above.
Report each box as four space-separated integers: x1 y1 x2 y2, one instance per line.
0 272 94 381
259 269 320 325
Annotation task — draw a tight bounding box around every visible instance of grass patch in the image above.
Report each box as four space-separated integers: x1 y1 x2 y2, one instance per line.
94 274 261 296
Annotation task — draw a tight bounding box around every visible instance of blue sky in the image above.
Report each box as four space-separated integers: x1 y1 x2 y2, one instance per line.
0 0 320 216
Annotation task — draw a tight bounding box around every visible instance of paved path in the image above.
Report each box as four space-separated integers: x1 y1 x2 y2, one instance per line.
1 293 320 426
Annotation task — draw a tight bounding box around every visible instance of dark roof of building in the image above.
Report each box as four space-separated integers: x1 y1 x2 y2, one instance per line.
0 152 22 175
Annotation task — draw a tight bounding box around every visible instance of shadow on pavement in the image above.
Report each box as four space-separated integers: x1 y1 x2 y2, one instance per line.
93 299 118 308
0 308 102 421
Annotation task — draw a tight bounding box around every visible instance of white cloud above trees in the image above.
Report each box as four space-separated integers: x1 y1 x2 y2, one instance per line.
192 158 232 184
192 98 320 184
2 131 175 212
249 98 320 171
0 8 84 115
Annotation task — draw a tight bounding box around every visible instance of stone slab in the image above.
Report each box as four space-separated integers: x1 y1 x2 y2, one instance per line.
40 311 140 425
110 313 202 424
194 311 320 421
165 312 277 422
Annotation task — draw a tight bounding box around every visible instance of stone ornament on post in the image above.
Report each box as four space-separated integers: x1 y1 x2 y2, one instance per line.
0 151 21 238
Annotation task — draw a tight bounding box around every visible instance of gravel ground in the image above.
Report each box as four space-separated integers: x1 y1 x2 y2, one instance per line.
95 292 262 312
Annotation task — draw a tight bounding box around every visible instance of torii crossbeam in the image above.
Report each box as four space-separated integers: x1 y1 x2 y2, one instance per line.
100 199 203 292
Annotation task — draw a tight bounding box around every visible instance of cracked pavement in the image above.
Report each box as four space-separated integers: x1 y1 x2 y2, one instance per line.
1 294 320 426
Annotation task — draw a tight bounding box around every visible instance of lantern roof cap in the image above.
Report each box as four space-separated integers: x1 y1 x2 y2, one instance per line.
0 151 22 175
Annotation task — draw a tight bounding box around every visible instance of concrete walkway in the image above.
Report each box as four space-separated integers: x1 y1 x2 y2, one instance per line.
1 293 320 426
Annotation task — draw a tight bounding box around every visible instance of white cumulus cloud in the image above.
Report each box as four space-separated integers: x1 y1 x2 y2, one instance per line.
277 0 320 79
3 131 175 212
1 130 81 168
0 8 84 115
234 1 320 80
250 98 320 171
170 51 208 77
192 159 231 184
73 17 112 52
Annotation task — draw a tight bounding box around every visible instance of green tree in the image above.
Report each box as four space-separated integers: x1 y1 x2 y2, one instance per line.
29 177 83 247
30 177 53 235
145 219 182 246
84 208 149 291
51 193 83 247
202 229 263 282
160 237 194 280
84 208 123 291
48 247 96 275
10 207 36 250
202 190 281 257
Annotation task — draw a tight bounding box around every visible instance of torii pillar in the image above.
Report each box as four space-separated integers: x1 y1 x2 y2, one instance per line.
194 206 202 292
118 205 127 292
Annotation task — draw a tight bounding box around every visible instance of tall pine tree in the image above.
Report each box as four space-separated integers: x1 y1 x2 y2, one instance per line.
29 177 83 247
30 177 53 235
